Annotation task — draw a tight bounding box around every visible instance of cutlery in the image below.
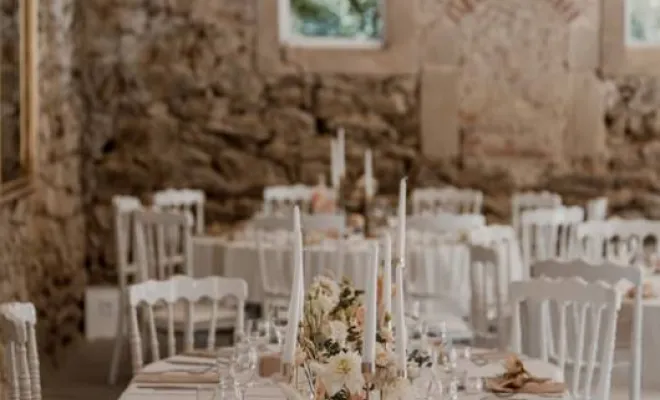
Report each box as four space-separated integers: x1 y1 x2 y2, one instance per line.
166 359 218 366
135 384 200 391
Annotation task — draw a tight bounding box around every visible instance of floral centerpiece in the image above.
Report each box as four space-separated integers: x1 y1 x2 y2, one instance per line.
287 275 430 400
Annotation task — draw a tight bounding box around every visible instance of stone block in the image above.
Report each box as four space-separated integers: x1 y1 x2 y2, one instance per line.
420 65 460 160
565 73 607 158
600 0 625 75
568 20 598 71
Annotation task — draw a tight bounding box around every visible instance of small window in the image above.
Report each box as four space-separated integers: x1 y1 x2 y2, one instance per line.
626 0 660 45
279 0 385 48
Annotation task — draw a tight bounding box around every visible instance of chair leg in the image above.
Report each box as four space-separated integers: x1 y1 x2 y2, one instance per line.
108 307 126 384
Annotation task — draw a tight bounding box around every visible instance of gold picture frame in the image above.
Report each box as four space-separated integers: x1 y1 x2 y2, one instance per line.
0 0 37 200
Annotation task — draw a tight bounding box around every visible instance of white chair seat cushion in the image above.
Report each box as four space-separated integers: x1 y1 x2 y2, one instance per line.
152 302 238 331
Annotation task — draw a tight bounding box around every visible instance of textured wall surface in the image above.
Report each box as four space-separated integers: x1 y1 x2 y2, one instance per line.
40 0 652 286
0 0 85 365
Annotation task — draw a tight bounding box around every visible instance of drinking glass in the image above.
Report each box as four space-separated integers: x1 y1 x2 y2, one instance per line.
441 347 458 375
461 372 483 394
229 344 258 400
247 319 270 348
271 310 288 348
443 377 459 400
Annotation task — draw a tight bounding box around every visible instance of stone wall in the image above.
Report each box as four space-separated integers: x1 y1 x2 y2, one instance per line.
77 0 660 282
0 0 85 366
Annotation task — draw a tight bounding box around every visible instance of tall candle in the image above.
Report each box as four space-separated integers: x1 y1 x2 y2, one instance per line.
362 242 379 366
397 178 407 260
394 263 407 376
330 140 339 189
283 207 304 365
364 149 373 199
382 234 392 326
338 128 346 177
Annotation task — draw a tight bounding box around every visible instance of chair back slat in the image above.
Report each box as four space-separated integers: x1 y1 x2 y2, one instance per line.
511 191 562 240
0 302 40 400
153 188 206 235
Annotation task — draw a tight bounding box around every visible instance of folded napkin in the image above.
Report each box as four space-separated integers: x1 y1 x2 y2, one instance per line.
259 352 282 377
182 347 233 359
626 282 657 299
133 370 219 384
485 356 566 394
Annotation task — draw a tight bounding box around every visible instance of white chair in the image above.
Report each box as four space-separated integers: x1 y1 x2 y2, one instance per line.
509 277 621 400
133 209 194 281
255 230 296 318
531 259 642 400
511 191 562 240
302 213 346 236
251 214 293 232
411 186 483 215
587 197 608 221
407 213 485 234
406 231 473 341
263 185 313 215
127 275 247 375
467 244 513 350
468 224 524 284
108 195 143 384
153 188 206 235
575 219 660 266
520 206 584 269
0 302 40 400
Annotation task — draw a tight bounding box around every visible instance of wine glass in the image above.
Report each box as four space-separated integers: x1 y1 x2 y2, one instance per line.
441 347 458 376
271 309 288 348
229 344 258 400
247 319 270 348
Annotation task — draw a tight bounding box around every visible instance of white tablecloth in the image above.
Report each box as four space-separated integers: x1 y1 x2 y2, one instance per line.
118 347 567 400
193 236 376 304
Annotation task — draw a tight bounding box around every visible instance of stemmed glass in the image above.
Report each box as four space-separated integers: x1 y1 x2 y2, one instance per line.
271 309 288 349
229 343 258 400
247 319 270 349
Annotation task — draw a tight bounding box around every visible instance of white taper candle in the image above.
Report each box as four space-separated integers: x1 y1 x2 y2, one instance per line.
283 207 304 365
364 149 373 199
338 128 346 177
397 178 407 260
394 262 407 376
383 233 392 325
362 242 379 366
330 140 339 189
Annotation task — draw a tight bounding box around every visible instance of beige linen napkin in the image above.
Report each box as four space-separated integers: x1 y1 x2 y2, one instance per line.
133 370 219 384
485 356 566 395
626 282 657 299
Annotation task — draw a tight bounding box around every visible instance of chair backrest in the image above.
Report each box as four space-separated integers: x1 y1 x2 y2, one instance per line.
406 231 468 317
574 219 660 266
263 185 313 215
133 209 194 282
411 186 483 215
407 213 485 234
586 197 608 221
112 195 143 288
127 275 247 374
520 206 584 268
468 245 508 349
530 258 643 400
511 191 562 239
153 188 206 235
469 224 524 280
0 302 40 400
509 277 621 400
256 230 296 300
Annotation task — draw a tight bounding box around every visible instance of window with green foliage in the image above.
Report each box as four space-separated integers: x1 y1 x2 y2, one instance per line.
280 0 384 47
626 0 660 44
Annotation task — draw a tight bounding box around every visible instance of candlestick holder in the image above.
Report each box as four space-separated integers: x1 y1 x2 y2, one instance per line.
281 362 295 384
361 362 374 400
395 257 406 269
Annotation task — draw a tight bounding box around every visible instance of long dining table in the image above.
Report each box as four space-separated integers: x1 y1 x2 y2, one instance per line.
118 346 567 400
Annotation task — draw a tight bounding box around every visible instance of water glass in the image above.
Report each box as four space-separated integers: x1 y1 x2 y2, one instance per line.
229 345 258 399
443 377 459 400
271 311 288 348
461 373 483 394
441 347 458 375
247 319 270 347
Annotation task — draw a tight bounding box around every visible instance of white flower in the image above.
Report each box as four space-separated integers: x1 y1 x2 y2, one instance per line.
382 377 413 400
406 361 421 380
313 276 340 299
310 294 336 315
324 320 348 344
314 351 365 396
